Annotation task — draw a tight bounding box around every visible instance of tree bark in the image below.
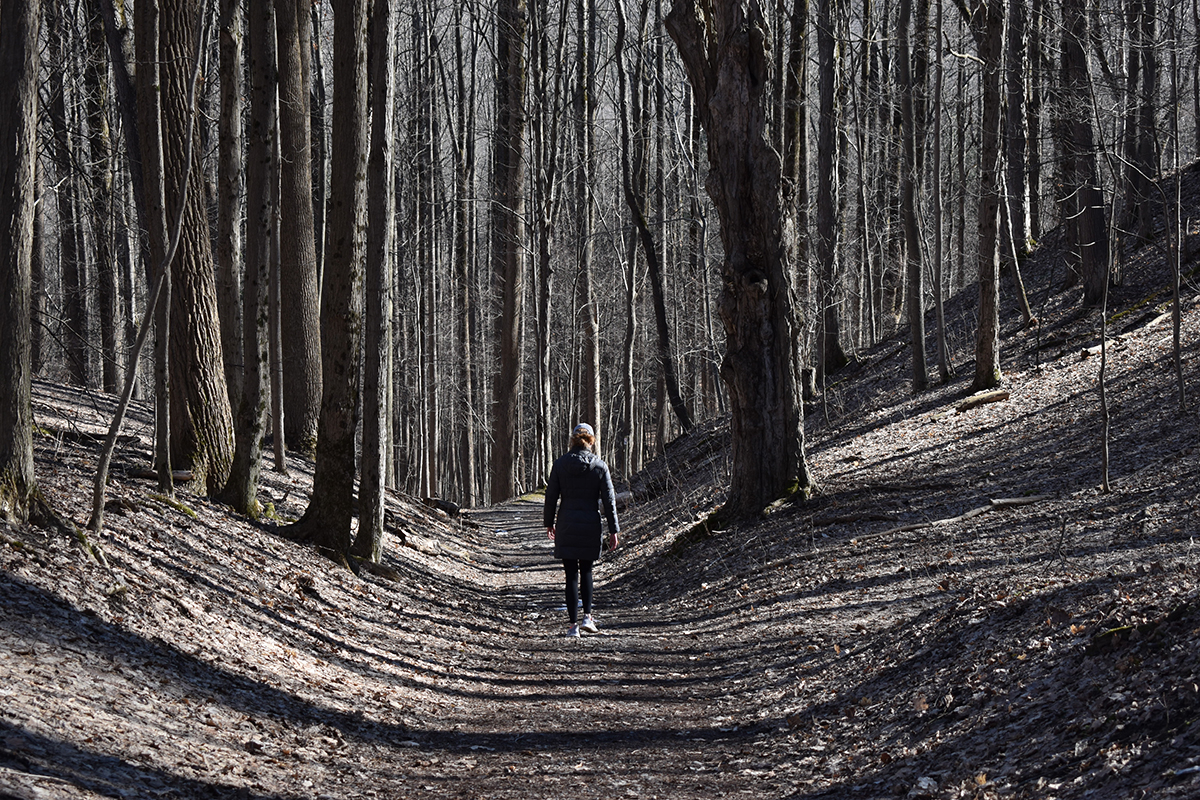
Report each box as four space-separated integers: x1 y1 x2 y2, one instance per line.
160 0 234 494
574 0 602 445
0 0 40 522
134 0 174 496
956 0 1004 390
277 0 322 456
782 0 809 376
452 0 478 507
87 6 121 394
489 0 528 503
352 0 395 563
816 0 848 378
898 0 928 392
530 0 569 478
216 0 244 410
283 0 368 561
667 0 813 516
1002 0 1035 327
931 0 952 382
1061 0 1108 307
218 0 276 518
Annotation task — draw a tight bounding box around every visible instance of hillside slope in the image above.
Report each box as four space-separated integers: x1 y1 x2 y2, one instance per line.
2 165 1200 799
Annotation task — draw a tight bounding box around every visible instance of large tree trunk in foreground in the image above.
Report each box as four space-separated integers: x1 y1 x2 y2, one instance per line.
667 0 812 517
161 0 234 493
283 0 368 560
0 0 41 522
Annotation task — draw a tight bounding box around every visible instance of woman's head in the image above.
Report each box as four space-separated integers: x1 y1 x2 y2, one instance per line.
570 422 595 450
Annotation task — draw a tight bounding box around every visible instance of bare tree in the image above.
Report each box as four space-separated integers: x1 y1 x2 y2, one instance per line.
46 5 92 388
616 0 692 435
277 0 322 457
0 0 41 522
352 0 395 563
931 0 952 382
216 0 244 409
159 0 234 493
282 0 368 561
816 0 849 377
667 0 813 516
86 3 122 393
574 0 602 446
489 0 529 502
1059 0 1109 308
218 0 276 517
955 0 1005 390
898 0 928 391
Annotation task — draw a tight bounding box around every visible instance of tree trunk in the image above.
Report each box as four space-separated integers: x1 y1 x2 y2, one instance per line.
452 0 478 507
134 0 174 496
216 0 244 410
160 0 234 494
218 0 275 518
283 0 368 561
353 0 394 563
1061 0 1109 307
87 6 121 394
667 0 813 516
960 0 1004 391
309 3 327 287
47 10 91 388
489 0 528 503
816 0 848 378
1027 0 1043 241
0 0 40 522
277 0 322 456
783 0 809 373
574 0 602 446
530 0 568 479
932 0 952 382
1002 0 1035 328
898 0 928 392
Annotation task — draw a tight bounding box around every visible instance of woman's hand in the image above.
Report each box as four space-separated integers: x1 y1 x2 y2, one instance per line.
547 526 555 540
608 532 619 551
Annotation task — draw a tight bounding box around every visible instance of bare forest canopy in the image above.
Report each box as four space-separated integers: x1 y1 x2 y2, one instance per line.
4 0 1200 544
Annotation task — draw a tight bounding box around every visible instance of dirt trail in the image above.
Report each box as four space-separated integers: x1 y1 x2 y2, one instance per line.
404 499 783 798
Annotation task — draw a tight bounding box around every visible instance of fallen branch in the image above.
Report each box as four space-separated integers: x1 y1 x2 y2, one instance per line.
956 390 1011 413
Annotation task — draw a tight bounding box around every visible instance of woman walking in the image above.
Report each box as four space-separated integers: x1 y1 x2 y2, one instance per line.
544 423 620 637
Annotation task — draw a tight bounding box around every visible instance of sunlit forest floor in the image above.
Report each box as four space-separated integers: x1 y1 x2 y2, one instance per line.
4 165 1200 799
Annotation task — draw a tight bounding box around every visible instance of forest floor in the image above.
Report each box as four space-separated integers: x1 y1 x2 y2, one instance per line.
4 166 1200 799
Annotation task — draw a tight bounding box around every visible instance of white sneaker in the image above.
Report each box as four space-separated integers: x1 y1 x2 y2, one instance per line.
579 615 599 634
566 624 580 638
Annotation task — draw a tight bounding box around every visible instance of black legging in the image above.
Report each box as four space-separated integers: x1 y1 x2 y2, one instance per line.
562 559 594 624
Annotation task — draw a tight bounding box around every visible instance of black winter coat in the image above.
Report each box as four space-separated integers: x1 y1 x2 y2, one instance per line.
543 446 619 561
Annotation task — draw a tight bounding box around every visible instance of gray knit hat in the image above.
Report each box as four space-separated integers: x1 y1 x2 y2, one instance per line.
572 422 595 437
